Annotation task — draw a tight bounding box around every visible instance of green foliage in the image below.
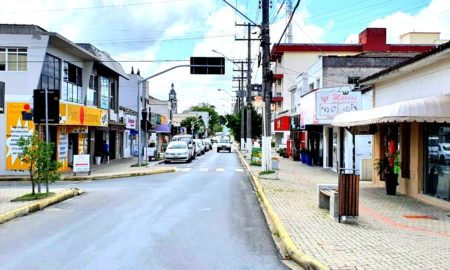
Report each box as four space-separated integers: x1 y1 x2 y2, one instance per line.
224 107 262 141
17 133 62 194
259 170 276 175
189 103 220 135
11 192 55 202
180 116 205 135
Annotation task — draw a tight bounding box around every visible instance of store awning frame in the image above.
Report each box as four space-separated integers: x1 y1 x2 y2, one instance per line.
332 94 450 127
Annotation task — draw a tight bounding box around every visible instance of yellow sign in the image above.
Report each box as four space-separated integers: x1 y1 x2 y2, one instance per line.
5 102 35 170
161 115 167 124
59 102 108 127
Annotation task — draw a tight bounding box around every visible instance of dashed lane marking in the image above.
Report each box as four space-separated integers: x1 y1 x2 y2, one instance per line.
235 168 244 172
199 168 208 172
216 168 224 172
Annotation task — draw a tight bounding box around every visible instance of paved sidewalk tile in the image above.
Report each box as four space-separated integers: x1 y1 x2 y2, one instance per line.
247 152 450 270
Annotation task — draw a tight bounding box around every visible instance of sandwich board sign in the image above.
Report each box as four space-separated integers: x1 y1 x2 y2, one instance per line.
73 154 90 176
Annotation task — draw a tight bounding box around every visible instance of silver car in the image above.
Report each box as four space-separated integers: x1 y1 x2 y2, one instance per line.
164 141 192 163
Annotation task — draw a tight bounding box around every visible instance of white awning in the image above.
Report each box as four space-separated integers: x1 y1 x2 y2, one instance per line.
332 94 450 127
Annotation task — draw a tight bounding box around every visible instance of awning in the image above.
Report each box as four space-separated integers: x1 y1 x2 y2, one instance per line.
332 94 450 127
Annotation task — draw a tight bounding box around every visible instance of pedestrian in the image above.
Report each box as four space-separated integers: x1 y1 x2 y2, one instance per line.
102 140 110 164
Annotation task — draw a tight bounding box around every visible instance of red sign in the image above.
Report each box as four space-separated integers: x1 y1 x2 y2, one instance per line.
274 116 290 131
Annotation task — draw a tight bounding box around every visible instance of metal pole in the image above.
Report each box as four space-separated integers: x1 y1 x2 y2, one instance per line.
137 80 141 166
240 62 245 151
246 23 252 159
262 0 272 171
45 88 49 193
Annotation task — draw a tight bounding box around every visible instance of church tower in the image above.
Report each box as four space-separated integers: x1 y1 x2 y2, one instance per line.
169 83 177 114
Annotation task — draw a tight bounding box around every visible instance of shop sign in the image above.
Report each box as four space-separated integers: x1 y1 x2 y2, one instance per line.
60 103 108 127
290 115 301 131
58 132 68 162
73 154 90 174
274 116 290 131
316 90 361 120
67 126 88 134
5 102 35 170
125 115 136 129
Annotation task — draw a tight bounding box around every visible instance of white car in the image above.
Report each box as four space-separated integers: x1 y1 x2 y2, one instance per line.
438 143 450 164
217 138 231 153
164 141 192 163
194 139 205 155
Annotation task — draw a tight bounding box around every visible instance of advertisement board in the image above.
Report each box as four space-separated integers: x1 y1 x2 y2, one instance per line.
5 102 35 170
316 91 361 120
73 154 90 175
59 102 108 127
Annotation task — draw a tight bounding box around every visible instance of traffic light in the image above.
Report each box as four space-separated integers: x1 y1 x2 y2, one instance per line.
190 57 225 75
33 89 60 124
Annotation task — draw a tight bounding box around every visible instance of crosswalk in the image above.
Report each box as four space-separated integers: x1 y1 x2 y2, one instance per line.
177 168 245 173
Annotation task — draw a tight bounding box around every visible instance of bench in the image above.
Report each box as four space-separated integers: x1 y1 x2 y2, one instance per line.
317 184 339 220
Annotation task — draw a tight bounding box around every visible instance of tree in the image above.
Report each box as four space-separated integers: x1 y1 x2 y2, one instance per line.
189 103 220 135
17 133 62 194
180 116 205 137
225 107 262 142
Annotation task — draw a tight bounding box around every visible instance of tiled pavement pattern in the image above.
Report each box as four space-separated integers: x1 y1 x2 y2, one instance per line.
246 152 450 270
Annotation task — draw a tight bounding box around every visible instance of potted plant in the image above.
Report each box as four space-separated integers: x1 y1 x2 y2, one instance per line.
374 155 398 195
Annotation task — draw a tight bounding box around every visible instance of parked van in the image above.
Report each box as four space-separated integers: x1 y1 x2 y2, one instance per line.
172 134 196 160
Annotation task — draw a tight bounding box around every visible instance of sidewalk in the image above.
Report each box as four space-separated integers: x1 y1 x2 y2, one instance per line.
0 157 174 223
241 150 450 270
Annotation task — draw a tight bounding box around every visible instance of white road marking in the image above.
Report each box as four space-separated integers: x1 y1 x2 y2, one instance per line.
199 168 208 172
235 168 244 172
198 207 211 211
216 168 224 172
181 168 192 172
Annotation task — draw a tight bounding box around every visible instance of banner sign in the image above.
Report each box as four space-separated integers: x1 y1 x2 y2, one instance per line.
316 90 361 120
5 102 35 170
73 154 90 174
59 102 108 127
125 115 136 129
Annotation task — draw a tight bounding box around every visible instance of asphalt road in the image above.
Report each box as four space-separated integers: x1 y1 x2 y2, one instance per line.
0 148 287 270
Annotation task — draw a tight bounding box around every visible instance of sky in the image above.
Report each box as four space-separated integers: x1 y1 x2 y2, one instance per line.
1 0 449 115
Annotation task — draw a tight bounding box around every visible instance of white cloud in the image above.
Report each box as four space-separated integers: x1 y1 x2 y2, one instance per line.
345 0 450 43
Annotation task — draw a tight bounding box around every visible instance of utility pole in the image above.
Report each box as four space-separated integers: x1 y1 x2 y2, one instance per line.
261 0 272 171
240 61 245 150
246 23 252 159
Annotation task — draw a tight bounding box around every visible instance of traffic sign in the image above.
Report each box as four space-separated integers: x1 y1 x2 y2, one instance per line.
190 57 225 75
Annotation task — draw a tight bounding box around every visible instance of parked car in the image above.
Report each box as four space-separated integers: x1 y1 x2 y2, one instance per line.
438 143 450 164
164 141 192 163
194 139 205 155
211 136 220 144
172 134 195 159
203 138 212 151
146 142 157 161
217 138 231 153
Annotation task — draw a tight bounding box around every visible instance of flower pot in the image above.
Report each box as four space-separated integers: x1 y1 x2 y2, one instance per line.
95 156 102 165
384 173 398 195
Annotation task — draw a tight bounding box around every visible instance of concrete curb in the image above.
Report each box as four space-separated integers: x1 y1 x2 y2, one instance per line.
0 188 85 225
61 167 177 181
236 150 329 270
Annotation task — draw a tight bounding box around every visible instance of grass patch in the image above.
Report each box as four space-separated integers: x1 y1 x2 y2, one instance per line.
259 170 276 176
131 162 149 167
11 192 55 202
272 230 280 238
250 161 261 166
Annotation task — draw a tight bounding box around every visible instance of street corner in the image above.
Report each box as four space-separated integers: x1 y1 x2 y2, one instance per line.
0 188 84 225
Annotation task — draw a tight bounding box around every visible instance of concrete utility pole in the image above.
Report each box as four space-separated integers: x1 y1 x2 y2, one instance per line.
240 61 245 150
246 23 252 159
261 0 272 171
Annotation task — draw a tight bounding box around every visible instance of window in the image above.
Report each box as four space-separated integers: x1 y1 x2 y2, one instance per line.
308 83 314 92
110 82 116 110
348 77 360 85
0 48 27 71
87 75 98 106
62 62 82 103
39 54 61 91
424 124 450 201
100 76 109 109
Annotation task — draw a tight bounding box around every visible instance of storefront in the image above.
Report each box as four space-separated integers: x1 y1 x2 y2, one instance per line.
59 101 108 169
274 115 290 148
123 114 137 158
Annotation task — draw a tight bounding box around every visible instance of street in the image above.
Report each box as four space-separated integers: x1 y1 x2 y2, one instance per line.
0 150 287 270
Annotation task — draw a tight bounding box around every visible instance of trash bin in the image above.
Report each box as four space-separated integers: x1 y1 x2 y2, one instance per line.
272 157 279 170
95 156 102 165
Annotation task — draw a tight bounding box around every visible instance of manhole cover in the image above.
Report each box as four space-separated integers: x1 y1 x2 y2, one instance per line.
403 215 436 220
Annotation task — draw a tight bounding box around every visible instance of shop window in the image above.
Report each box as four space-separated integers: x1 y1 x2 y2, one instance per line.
424 124 450 201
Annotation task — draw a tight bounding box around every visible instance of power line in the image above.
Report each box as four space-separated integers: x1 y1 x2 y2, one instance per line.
275 0 300 47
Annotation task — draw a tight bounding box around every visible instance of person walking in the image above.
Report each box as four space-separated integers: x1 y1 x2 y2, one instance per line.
102 140 110 164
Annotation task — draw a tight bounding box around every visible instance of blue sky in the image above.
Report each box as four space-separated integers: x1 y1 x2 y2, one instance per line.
1 0 448 114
